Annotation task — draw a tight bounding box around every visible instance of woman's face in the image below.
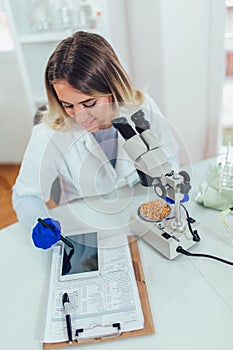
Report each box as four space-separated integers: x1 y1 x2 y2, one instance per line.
53 80 113 132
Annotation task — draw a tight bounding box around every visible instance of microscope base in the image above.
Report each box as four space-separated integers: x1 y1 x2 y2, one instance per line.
129 210 199 260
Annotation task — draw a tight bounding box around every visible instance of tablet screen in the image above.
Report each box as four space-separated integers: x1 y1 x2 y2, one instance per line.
60 231 99 280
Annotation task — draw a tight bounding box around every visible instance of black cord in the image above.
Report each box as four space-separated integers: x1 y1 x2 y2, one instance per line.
176 246 233 266
177 205 233 266
180 203 201 242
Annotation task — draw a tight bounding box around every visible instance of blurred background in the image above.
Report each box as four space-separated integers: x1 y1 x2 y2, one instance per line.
0 0 232 226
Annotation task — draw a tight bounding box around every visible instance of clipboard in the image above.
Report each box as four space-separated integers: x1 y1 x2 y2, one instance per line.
43 235 155 349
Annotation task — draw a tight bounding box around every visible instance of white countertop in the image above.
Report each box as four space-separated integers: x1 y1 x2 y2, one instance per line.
1 157 233 350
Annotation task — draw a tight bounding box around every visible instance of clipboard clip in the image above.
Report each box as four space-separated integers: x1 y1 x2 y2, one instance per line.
75 323 121 343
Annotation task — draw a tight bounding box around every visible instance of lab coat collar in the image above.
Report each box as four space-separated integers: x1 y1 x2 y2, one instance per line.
73 128 139 187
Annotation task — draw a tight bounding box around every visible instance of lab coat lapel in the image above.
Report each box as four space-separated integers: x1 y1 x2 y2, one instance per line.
76 131 118 196
84 131 137 184
74 130 138 196
85 133 110 161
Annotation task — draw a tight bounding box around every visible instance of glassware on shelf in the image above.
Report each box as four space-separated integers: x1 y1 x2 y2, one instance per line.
59 0 98 33
30 0 52 33
58 0 80 33
16 0 101 36
22 0 61 34
78 0 97 30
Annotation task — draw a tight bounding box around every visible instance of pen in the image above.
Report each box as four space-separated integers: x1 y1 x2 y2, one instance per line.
62 292 73 345
37 218 74 249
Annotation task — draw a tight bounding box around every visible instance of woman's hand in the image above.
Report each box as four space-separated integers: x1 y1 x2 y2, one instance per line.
32 218 61 249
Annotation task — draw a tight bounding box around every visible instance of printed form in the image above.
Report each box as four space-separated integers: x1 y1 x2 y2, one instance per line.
42 234 144 343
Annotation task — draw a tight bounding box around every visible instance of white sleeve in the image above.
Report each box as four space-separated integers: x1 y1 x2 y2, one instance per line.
12 190 51 232
13 124 59 231
14 124 58 202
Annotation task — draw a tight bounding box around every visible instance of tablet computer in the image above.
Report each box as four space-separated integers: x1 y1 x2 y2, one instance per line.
59 230 100 281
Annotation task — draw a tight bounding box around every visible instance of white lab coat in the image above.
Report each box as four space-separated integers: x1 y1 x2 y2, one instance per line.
13 93 179 230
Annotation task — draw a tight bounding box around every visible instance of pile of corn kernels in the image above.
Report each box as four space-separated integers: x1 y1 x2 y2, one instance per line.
140 199 170 221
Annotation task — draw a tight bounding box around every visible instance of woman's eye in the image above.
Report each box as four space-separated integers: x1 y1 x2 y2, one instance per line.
83 100 97 108
63 105 73 110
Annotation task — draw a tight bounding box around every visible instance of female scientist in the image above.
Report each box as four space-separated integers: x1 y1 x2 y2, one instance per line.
12 31 178 249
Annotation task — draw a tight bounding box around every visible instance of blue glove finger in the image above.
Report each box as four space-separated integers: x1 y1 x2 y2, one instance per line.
32 218 61 249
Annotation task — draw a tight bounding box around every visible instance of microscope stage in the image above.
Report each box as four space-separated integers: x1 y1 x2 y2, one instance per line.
129 209 199 260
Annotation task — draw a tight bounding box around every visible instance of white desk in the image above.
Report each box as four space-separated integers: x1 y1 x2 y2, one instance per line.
1 158 233 350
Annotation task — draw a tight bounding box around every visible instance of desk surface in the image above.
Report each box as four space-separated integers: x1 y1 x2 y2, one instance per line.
1 158 233 350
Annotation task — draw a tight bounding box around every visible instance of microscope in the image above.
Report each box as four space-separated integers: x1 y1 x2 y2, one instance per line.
112 110 200 260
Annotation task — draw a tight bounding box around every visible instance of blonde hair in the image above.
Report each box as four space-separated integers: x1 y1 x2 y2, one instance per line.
44 31 144 130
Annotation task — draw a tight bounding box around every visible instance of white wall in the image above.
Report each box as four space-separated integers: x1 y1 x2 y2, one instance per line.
0 51 32 162
125 0 226 164
0 0 32 163
125 0 164 109
105 0 132 76
160 0 211 164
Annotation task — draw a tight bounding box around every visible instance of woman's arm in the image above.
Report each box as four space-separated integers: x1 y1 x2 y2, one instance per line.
12 189 51 232
12 124 60 231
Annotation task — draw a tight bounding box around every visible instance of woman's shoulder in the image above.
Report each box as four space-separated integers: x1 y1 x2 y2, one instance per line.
119 92 163 121
31 122 55 139
31 121 87 149
141 92 163 116
21 123 57 156
31 122 73 142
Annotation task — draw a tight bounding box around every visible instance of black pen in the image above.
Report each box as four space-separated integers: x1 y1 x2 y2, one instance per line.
62 292 73 345
37 218 74 249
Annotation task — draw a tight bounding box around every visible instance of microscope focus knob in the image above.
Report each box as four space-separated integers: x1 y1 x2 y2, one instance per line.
153 181 167 198
178 171 191 194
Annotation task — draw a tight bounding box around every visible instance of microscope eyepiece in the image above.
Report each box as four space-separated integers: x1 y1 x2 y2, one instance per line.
131 109 150 133
111 117 137 140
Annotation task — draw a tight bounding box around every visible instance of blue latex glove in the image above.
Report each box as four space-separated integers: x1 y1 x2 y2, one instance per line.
32 218 61 249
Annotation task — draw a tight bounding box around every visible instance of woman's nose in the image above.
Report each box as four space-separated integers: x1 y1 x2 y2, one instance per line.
72 103 83 115
74 107 89 121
